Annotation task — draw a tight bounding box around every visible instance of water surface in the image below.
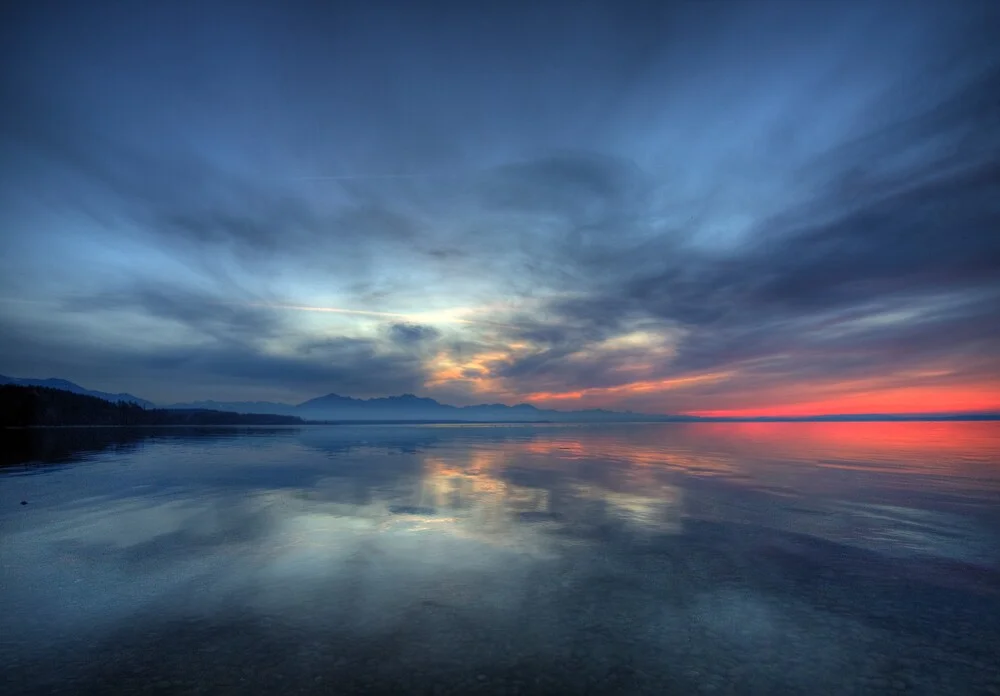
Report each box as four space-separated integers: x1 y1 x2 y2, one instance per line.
2 422 999 695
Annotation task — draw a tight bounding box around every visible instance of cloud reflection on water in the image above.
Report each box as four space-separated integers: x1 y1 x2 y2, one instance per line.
2 423 999 694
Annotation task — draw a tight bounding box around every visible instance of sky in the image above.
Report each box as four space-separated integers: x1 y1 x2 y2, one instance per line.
1 0 998 415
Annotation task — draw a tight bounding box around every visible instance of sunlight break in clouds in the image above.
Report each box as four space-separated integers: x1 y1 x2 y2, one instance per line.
1 0 998 414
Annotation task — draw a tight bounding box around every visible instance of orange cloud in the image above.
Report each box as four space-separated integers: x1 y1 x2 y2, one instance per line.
425 346 529 395
522 370 735 404
413 321 998 418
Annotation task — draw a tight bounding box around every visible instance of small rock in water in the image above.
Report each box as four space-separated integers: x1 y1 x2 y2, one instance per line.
20 501 27 505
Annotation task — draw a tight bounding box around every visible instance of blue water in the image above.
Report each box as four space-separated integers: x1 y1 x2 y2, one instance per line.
1 422 998 695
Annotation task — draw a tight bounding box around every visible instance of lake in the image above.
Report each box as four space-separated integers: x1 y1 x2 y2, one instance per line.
1 422 999 695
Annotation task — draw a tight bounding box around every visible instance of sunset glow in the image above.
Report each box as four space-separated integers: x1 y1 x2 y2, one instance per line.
4 5 1000 696
1 0 997 418
689 383 1000 418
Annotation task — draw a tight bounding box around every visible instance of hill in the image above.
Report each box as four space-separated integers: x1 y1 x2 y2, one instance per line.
0 374 153 408
5 374 996 423
0 385 303 427
168 392 677 422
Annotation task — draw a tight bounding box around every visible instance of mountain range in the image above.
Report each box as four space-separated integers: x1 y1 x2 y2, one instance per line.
164 392 668 422
1 374 997 422
0 374 154 409
0 373 656 421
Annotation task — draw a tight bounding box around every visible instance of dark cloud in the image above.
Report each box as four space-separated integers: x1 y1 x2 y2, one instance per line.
0 301 429 402
64 284 286 344
476 58 1000 400
480 152 645 222
0 91 424 274
155 340 426 398
389 323 441 345
0 0 998 410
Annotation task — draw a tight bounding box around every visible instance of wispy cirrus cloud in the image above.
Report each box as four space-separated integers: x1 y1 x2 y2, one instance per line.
1 0 998 413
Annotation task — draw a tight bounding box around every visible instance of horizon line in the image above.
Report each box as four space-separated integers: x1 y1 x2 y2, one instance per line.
3 376 999 422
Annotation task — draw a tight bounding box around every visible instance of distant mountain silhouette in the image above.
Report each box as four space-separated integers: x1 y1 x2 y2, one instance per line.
2 374 997 423
0 375 153 408
168 391 675 422
160 399 299 416
0 384 303 427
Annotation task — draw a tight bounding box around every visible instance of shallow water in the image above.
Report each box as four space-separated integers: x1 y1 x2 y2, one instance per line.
1 422 999 695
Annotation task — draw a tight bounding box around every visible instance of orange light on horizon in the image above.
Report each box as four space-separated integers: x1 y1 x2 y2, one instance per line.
689 383 1000 418
523 370 735 403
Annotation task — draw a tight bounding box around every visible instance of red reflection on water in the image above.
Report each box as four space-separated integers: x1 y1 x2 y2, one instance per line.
693 421 999 456
510 422 1000 483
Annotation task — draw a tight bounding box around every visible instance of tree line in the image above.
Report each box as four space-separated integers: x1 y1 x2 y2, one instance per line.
0 385 304 427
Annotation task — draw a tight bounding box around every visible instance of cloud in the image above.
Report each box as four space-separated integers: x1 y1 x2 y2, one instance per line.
389 323 441 345
479 152 646 222
1 0 998 412
463 58 1000 407
1 282 432 401
63 284 287 344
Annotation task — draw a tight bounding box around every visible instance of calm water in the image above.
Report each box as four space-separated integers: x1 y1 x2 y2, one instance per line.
1 422 999 695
